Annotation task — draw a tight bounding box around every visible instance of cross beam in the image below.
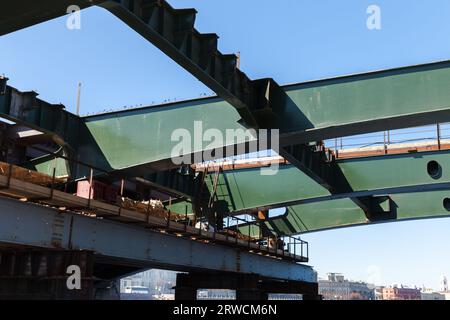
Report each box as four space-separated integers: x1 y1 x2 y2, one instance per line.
195 150 450 218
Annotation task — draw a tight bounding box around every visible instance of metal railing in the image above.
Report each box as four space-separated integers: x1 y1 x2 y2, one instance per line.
326 123 450 158
221 213 309 261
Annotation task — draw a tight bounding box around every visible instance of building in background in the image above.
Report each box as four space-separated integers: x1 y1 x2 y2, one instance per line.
197 290 236 300
319 273 375 300
120 269 177 300
382 286 421 300
434 274 450 300
421 288 445 300
374 286 385 300
440 274 448 292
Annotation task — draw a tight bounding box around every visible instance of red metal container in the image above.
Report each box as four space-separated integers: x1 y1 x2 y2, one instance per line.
76 180 106 201
76 181 119 203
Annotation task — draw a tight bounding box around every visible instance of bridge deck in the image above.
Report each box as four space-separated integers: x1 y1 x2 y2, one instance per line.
0 197 315 283
0 165 307 263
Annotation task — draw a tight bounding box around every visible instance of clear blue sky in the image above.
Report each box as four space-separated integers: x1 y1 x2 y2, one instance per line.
1 0 450 289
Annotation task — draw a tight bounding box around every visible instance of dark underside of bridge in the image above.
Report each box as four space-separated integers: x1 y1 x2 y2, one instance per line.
0 249 318 300
0 197 318 300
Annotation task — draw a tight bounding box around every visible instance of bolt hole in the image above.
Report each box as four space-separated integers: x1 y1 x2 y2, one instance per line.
443 198 450 211
427 161 442 179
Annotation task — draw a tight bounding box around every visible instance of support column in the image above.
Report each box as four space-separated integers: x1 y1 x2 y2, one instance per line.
175 287 198 301
93 280 121 300
236 290 268 301
0 249 94 300
259 279 320 300
174 273 261 301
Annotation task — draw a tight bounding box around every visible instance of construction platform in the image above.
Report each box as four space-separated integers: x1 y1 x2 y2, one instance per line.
0 162 308 263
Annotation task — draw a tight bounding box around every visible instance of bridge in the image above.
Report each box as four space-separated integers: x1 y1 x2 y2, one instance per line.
1 0 450 300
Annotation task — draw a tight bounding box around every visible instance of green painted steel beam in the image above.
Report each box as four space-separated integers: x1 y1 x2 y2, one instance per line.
3 62 450 179
205 150 450 215
0 80 254 177
3 63 450 179
80 97 254 173
27 154 71 179
79 60 450 175
247 189 450 235
278 144 388 219
279 60 450 144
0 79 256 179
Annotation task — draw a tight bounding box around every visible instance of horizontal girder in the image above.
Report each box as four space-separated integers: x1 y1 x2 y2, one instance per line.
74 59 450 172
259 189 450 235
2 56 450 179
200 150 450 214
279 144 385 218
0 197 316 282
279 60 450 144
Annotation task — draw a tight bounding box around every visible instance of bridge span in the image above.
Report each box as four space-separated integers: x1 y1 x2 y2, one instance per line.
2 0 450 300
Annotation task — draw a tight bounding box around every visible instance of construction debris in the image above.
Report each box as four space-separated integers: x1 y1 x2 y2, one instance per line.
0 161 66 185
118 197 186 221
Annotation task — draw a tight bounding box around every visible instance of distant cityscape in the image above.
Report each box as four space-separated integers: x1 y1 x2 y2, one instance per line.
318 273 450 300
120 270 450 300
